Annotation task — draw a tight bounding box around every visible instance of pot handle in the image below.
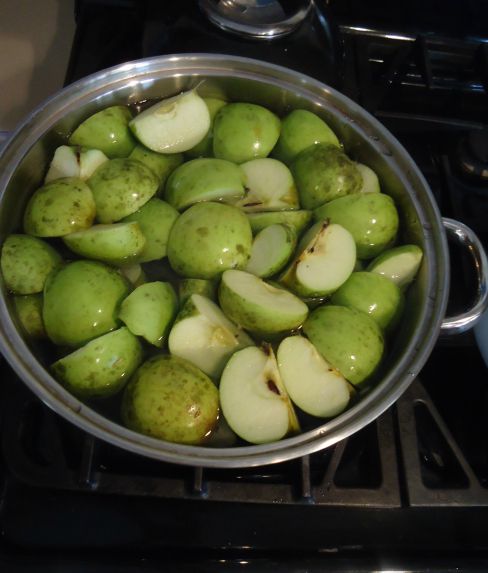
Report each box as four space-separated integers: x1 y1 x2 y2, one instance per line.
440 217 488 335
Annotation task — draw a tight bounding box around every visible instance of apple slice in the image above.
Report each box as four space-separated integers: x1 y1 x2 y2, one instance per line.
245 224 296 278
235 158 299 212
168 294 254 379
367 244 423 289
165 158 246 211
280 221 356 297
80 148 110 179
219 269 308 336
45 146 81 182
119 282 178 347
356 163 380 193
63 222 146 266
129 89 211 153
220 344 300 444
277 336 352 418
247 210 312 235
119 263 146 287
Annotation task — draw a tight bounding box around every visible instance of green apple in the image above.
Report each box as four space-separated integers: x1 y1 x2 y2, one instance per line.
87 158 159 223
165 158 246 210
280 221 356 297
167 202 252 279
119 281 178 347
277 336 351 418
129 144 183 195
122 198 179 262
330 272 404 331
235 158 299 212
43 260 130 347
119 263 146 287
23 177 96 236
63 222 146 266
313 193 399 259
51 327 143 400
44 146 109 183
1 234 62 294
213 102 281 164
14 294 46 339
219 269 308 337
303 305 384 386
178 278 217 306
121 354 219 445
69 105 136 158
367 244 423 289
220 344 300 444
129 89 211 153
204 414 238 448
245 223 296 278
291 143 362 209
272 109 340 164
356 163 380 193
247 210 312 235
168 293 254 379
186 97 227 158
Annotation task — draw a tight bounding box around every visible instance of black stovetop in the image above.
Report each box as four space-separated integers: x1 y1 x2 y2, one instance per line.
2 1 488 570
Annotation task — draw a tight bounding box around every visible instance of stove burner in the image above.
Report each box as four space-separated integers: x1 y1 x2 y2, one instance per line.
198 0 312 39
458 128 488 181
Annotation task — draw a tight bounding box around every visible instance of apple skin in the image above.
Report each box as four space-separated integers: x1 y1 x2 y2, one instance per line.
69 105 136 158
330 272 404 331
129 144 183 195
1 234 62 294
291 143 362 209
23 177 96 237
303 305 384 386
213 103 281 164
87 158 159 223
178 278 217 306
167 202 252 279
43 260 130 347
272 109 340 164
121 354 219 445
247 210 312 236
51 327 143 400
13 294 46 339
186 97 227 158
313 193 399 259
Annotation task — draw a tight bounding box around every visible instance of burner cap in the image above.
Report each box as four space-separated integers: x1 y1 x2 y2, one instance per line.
199 0 312 39
459 128 488 181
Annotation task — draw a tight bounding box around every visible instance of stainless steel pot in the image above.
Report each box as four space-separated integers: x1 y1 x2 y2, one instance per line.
0 54 486 468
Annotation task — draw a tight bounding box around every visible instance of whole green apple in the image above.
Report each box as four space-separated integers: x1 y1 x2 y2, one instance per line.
213 102 281 164
167 202 252 279
43 260 130 347
291 143 362 209
272 109 340 164
314 193 399 259
121 354 219 445
303 305 384 386
51 327 143 400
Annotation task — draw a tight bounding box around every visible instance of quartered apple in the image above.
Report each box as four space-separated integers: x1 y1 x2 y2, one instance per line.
245 223 296 278
246 209 312 236
367 244 423 288
45 145 109 183
356 163 381 193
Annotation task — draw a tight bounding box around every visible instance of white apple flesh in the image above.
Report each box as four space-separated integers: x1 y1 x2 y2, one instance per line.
356 163 381 193
245 223 296 278
220 345 300 444
367 244 423 288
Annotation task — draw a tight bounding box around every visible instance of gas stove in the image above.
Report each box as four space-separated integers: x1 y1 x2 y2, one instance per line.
2 1 488 570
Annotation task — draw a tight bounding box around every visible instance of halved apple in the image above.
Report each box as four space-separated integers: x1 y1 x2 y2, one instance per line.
247 210 312 236
129 89 211 153
168 293 254 379
119 281 178 347
280 221 356 297
245 223 296 278
220 344 300 444
367 244 423 289
63 222 146 266
219 269 308 337
277 336 352 418
235 158 299 212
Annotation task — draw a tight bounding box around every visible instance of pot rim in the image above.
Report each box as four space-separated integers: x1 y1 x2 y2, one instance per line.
0 53 449 467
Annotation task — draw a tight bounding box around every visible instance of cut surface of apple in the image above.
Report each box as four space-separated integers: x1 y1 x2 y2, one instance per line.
220 345 300 444
277 336 351 418
235 158 299 212
245 223 296 278
45 146 81 182
63 222 146 266
356 163 381 193
247 210 312 236
168 294 254 379
280 221 356 297
367 244 423 288
219 270 308 336
129 89 211 153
